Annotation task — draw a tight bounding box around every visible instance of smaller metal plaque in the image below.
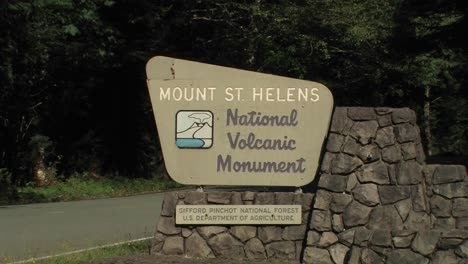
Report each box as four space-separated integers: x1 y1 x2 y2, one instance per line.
176 205 301 225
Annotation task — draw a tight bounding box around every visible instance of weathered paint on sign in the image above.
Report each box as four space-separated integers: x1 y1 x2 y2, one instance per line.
146 56 333 186
176 205 301 225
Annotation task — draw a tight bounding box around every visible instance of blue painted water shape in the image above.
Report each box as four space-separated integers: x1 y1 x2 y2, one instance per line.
176 139 205 148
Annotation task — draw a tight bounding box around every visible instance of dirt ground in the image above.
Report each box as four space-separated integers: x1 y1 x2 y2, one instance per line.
85 254 299 264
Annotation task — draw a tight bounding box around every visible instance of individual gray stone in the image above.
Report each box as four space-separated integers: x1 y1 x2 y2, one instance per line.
230 226 256 242
330 107 351 133
265 241 296 260
433 217 456 229
388 163 398 184
186 232 213 258
258 226 282 243
360 248 384 264
353 227 373 246
318 232 338 248
346 173 359 192
392 108 415 124
377 114 392 127
348 246 362 264
338 228 355 247
431 250 459 264
311 210 332 231
370 230 392 247
244 238 266 259
374 245 393 256
331 153 363 174
411 231 440 255
394 123 419 143
382 145 402 163
386 249 428 264
392 229 417 237
321 152 335 173
181 228 192 238
411 184 428 212
314 190 331 210
162 237 184 255
348 107 377 120
231 192 243 205
375 126 396 148
208 233 245 259
453 198 468 217
197 226 227 239
441 229 468 239
455 240 468 258
430 195 452 217
326 133 345 152
275 192 295 205
318 174 348 192
375 107 393 115
254 192 275 204
394 198 412 221
330 193 353 213
401 142 417 160
332 214 344 232
282 225 307 241
392 234 414 248
352 183 380 206
306 230 320 246
242 191 255 201
404 211 431 230
295 241 302 261
342 137 361 156
456 217 468 229
433 165 466 184
294 193 314 211
157 217 181 235
207 193 231 204
303 247 333 264
184 192 207 205
161 193 178 217
433 182 467 199
152 232 166 252
397 160 423 185
438 238 463 249
343 201 373 228
350 120 379 144
357 145 381 163
329 243 349 264
424 165 436 184
368 205 403 230
358 161 390 184
378 185 411 205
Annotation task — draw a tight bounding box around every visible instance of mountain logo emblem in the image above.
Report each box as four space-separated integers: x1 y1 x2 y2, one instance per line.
176 111 213 149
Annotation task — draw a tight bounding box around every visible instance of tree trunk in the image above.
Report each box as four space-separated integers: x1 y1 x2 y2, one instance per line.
424 86 433 156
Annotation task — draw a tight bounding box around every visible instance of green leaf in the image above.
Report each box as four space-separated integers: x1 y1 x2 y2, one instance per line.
63 24 80 36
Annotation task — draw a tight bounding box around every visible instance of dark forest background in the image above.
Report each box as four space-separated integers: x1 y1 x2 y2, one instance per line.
0 0 467 192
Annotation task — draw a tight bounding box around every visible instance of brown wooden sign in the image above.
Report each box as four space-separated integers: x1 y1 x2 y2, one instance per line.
146 56 333 186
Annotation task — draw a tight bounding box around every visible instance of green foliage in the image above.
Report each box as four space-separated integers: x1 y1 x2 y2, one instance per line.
1 239 150 264
16 175 182 204
1 0 467 189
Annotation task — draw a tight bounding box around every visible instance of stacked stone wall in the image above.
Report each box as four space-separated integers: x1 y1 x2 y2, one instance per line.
152 191 313 261
151 107 467 263
303 107 468 264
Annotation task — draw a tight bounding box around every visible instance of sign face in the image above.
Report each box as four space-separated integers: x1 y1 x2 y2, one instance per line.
146 56 333 186
176 205 301 225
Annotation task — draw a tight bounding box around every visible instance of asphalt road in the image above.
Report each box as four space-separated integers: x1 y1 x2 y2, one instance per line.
0 192 171 262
